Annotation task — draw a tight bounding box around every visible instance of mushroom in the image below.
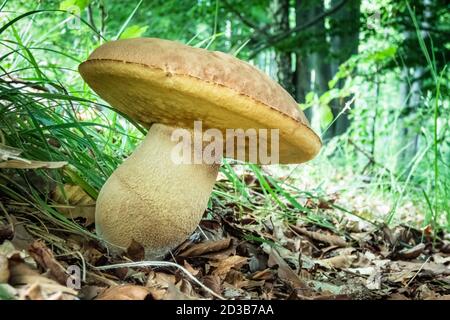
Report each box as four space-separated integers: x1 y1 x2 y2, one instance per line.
79 38 321 259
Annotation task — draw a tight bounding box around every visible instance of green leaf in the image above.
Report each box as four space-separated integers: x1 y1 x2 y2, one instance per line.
119 24 148 39
59 0 90 12
328 78 338 89
298 103 310 111
319 105 334 129
305 91 316 104
364 46 398 63
319 89 339 105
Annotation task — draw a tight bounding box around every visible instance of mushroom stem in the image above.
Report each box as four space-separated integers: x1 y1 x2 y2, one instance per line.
95 123 220 259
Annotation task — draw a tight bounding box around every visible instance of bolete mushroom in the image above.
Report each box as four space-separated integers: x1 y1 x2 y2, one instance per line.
79 38 321 258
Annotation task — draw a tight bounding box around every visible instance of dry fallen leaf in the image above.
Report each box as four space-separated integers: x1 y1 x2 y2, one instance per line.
432 253 450 265
251 268 275 281
224 269 248 288
28 240 68 285
388 293 410 300
51 184 96 226
183 260 199 276
318 254 357 269
201 274 222 298
416 284 439 300
0 159 67 169
9 261 77 299
0 254 10 283
388 260 450 284
211 255 248 277
267 248 310 291
318 249 357 269
175 278 198 298
397 243 425 260
290 225 347 247
365 268 383 290
78 285 105 300
126 239 145 261
96 285 149 300
179 238 232 257
146 271 194 300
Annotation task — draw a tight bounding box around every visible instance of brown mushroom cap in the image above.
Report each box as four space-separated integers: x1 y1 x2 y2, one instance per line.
79 38 321 164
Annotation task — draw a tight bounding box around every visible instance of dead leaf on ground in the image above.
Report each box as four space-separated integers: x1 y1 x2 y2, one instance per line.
28 240 68 285
397 243 426 260
318 253 357 269
51 184 95 226
388 292 410 300
0 254 10 283
146 271 195 300
365 268 383 290
183 260 199 276
78 285 105 300
96 285 149 300
432 254 450 265
201 274 222 298
0 159 67 169
126 239 145 261
251 268 275 281
388 260 450 284
179 238 232 257
290 225 347 247
210 255 248 277
416 284 440 300
9 261 77 299
267 248 311 292
83 246 106 266
175 278 198 299
224 269 248 288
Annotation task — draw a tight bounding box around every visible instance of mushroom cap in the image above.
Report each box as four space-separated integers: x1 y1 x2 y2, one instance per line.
79 38 321 164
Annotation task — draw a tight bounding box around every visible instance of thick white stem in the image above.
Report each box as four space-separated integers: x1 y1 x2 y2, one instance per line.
95 123 219 259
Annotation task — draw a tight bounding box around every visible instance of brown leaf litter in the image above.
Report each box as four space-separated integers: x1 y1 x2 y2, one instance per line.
1 185 449 300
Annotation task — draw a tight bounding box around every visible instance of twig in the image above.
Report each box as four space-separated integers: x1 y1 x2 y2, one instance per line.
95 261 226 300
406 256 430 287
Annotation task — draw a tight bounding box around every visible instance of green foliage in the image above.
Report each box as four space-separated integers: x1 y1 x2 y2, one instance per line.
119 24 148 39
59 0 90 12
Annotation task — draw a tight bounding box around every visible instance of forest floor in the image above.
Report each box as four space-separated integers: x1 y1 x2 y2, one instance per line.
0 168 449 300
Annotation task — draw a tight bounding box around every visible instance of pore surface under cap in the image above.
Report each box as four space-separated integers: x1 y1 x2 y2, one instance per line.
79 38 321 163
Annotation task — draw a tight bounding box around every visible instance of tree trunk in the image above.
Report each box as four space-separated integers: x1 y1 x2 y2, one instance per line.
294 0 312 118
271 0 295 95
328 0 361 138
294 0 331 122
